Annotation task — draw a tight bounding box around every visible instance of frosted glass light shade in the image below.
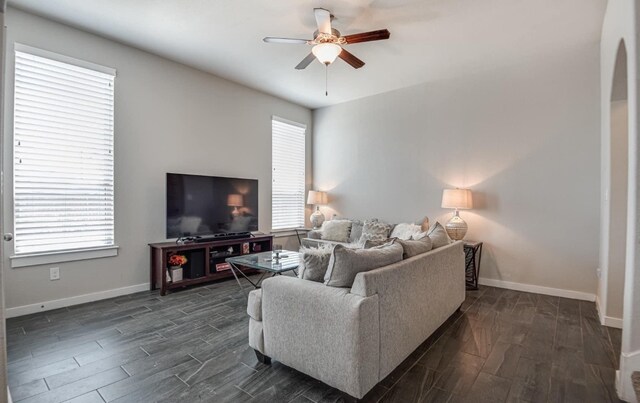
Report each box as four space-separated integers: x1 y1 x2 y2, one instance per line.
307 190 328 205
441 189 473 209
227 194 243 207
312 43 342 65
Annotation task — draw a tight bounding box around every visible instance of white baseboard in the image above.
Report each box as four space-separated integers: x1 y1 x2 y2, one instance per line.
5 283 150 318
595 295 624 329
478 277 596 302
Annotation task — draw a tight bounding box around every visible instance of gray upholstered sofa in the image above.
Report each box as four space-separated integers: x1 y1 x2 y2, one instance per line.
246 241 465 398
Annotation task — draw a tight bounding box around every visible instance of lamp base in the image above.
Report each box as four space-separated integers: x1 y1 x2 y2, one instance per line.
310 207 325 229
445 211 468 241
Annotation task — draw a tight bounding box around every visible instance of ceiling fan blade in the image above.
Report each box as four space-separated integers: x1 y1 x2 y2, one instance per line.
314 8 332 34
295 53 316 70
339 49 365 69
263 37 310 44
343 29 390 44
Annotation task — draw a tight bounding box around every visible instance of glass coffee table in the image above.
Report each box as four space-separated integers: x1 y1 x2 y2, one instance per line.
226 250 299 292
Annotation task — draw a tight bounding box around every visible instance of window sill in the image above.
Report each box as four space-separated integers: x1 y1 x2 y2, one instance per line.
10 246 119 268
270 228 311 238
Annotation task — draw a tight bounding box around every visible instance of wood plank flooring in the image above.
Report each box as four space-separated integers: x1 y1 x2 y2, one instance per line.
6 279 623 402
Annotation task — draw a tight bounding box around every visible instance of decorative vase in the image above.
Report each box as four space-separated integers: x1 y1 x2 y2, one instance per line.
445 210 468 241
310 206 325 229
169 266 183 282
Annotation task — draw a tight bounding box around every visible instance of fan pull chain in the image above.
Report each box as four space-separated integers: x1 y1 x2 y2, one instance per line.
325 64 329 96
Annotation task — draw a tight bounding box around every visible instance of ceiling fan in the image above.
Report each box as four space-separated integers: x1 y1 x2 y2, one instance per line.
263 8 391 70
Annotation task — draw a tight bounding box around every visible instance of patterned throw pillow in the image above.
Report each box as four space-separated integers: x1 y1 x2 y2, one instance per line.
358 219 392 244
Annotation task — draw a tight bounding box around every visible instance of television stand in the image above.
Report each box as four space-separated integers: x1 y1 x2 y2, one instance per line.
149 234 273 295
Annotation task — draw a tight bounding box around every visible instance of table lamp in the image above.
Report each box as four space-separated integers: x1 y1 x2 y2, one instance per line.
227 194 243 218
307 190 328 229
441 188 473 240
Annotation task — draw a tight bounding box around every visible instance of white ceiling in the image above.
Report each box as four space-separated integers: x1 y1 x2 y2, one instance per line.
9 0 607 109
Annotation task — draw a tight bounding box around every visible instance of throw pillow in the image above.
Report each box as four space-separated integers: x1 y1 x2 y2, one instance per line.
428 221 450 249
396 236 433 259
324 241 403 287
390 223 423 240
358 219 392 244
348 220 364 243
321 220 352 243
297 245 333 282
415 216 430 232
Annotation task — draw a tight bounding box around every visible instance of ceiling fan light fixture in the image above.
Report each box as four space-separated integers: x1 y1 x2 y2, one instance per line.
312 43 342 65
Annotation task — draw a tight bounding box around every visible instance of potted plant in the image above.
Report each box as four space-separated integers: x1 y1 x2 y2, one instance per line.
168 254 187 283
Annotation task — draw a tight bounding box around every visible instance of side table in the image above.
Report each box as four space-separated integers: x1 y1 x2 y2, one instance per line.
463 241 483 290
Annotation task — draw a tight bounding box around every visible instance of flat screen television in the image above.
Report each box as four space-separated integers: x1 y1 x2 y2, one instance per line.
166 173 258 239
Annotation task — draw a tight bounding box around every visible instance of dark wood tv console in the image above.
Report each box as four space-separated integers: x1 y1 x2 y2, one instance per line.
149 235 273 295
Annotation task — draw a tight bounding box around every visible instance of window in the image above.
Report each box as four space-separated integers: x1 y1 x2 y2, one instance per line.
271 117 306 230
13 45 116 257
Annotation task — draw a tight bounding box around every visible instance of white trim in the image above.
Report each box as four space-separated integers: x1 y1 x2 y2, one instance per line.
10 246 119 268
477 277 596 301
14 43 116 76
271 115 307 130
617 349 640 402
603 316 624 329
595 295 624 329
5 283 149 318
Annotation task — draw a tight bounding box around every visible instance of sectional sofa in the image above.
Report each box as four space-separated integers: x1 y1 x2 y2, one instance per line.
246 241 465 398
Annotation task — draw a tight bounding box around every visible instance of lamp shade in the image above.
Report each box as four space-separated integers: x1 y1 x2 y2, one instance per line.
312 43 342 65
441 189 472 209
307 190 328 205
227 194 243 207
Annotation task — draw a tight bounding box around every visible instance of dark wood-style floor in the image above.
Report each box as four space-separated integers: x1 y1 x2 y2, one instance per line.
6 279 623 403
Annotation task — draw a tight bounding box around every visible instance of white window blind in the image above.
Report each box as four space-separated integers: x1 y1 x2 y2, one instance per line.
13 46 116 255
272 117 306 230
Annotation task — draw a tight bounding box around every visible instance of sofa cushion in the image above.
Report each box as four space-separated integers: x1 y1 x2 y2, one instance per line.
298 245 333 282
363 238 390 248
396 236 433 259
249 318 265 354
321 220 352 243
324 241 403 287
427 222 450 249
358 219 393 244
390 223 423 240
247 289 262 321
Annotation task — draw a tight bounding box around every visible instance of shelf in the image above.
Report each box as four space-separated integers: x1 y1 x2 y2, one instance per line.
150 235 273 295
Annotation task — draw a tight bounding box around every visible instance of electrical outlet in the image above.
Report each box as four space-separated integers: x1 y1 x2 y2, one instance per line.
50 267 60 281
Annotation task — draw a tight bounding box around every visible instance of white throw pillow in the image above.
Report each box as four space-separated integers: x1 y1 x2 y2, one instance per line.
390 223 423 240
321 220 352 243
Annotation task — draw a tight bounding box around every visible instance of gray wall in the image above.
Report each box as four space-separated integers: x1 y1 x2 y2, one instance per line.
313 44 601 296
2 8 312 309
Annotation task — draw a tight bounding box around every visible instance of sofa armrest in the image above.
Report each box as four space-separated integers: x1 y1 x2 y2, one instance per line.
307 230 322 239
350 241 465 379
260 276 380 398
